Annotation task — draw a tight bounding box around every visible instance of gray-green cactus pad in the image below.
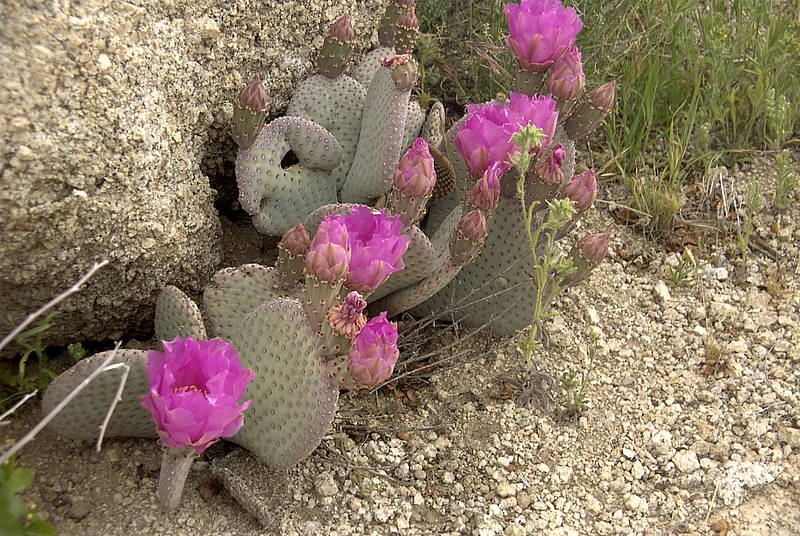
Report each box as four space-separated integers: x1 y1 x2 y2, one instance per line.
367 224 435 302
351 45 394 88
236 116 341 236
203 264 285 343
230 298 338 471
154 285 206 344
402 100 426 153
41 349 155 441
414 195 540 336
421 101 446 149
287 74 366 191
341 64 411 203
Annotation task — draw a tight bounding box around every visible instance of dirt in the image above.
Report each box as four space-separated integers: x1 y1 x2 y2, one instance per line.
3 153 799 535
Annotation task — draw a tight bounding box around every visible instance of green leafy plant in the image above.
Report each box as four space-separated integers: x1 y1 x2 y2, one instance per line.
559 331 600 417
66 343 87 362
0 458 55 536
0 312 60 410
735 181 764 259
774 149 797 211
668 247 697 287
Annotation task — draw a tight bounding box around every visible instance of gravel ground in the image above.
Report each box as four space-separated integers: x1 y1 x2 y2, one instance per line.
4 154 799 535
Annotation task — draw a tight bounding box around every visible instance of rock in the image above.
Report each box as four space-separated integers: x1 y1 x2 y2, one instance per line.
0 0 383 352
672 449 700 473
717 461 775 507
653 280 671 303
648 430 673 458
67 499 91 521
314 472 338 498
777 426 800 448
496 482 516 498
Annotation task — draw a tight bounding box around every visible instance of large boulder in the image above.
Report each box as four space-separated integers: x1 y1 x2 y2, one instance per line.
0 0 383 352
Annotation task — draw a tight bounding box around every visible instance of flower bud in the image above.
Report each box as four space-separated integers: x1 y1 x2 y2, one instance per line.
394 138 436 197
533 143 566 185
347 312 399 387
317 15 356 79
469 161 507 211
577 232 610 264
305 215 351 283
559 169 597 211
394 8 419 55
546 46 585 102
382 54 418 91
564 81 616 140
279 223 311 256
231 79 270 149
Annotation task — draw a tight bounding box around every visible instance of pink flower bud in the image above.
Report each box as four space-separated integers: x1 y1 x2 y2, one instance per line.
329 14 355 43
139 337 254 454
347 312 399 387
504 0 584 73
534 143 566 185
305 215 351 283
458 209 488 243
588 81 615 112
394 138 436 197
546 46 585 101
577 232 610 263
559 169 597 211
279 223 311 256
469 161 507 211
238 78 269 112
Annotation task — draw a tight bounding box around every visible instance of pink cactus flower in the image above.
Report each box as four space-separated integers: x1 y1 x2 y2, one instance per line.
394 137 436 197
140 337 255 455
305 215 351 283
469 161 508 211
327 291 368 339
546 46 585 101
559 168 597 211
343 206 411 293
347 312 400 387
504 0 584 73
454 93 559 177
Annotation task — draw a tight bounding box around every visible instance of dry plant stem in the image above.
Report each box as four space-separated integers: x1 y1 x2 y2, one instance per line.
157 447 197 512
0 259 109 353
95 362 131 452
0 342 121 464
0 390 38 425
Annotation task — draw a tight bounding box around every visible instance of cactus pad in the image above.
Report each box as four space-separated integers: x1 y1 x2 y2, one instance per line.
229 298 338 470
236 116 341 235
154 285 207 343
41 349 155 441
203 264 285 342
287 75 366 191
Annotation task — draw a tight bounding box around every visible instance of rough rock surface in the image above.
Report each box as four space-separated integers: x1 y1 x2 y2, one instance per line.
0 0 383 350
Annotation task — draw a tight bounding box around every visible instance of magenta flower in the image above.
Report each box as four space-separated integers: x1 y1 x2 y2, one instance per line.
454 93 559 177
504 0 584 73
327 291 368 339
559 168 597 211
469 161 507 211
347 312 400 387
305 215 351 282
394 137 436 197
140 337 255 455
343 206 411 293
546 46 585 102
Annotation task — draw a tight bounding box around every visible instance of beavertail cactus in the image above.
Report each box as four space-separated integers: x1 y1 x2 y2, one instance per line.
231 79 270 150
236 116 341 235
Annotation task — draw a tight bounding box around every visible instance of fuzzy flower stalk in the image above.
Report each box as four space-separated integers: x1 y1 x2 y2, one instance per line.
140 337 254 511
